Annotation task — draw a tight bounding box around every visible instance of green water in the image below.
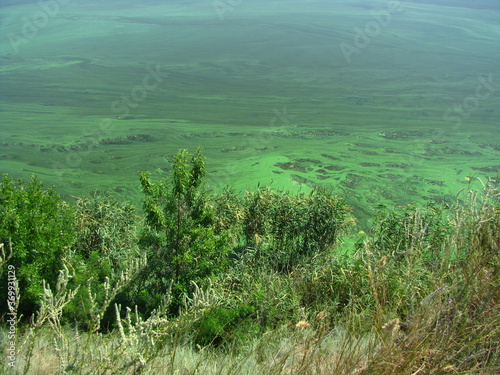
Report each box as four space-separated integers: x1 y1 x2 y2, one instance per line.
1 0 499 224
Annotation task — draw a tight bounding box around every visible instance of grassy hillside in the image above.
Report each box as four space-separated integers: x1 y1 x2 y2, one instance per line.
0 150 498 374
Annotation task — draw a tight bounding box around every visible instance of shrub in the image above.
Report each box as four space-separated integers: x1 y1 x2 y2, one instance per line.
211 188 245 236
65 193 143 329
138 148 234 314
72 193 139 268
194 302 257 349
0 174 77 317
370 202 451 263
243 187 349 271
298 254 372 318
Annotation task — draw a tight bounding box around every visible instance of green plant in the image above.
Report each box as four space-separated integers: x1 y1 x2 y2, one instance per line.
212 187 245 236
138 148 233 314
194 302 257 349
0 174 77 317
18 265 80 375
298 254 372 320
371 202 451 263
73 193 140 267
61 193 145 330
243 187 349 271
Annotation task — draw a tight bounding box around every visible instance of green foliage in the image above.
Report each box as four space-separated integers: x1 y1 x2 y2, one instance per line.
72 193 139 270
211 188 245 236
138 148 233 314
194 303 257 349
371 202 451 262
361 202 457 322
65 193 142 328
243 187 349 271
248 271 302 329
0 174 77 316
298 254 372 317
0 165 499 373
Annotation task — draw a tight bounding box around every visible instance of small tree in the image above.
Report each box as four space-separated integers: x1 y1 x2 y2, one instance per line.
138 148 233 314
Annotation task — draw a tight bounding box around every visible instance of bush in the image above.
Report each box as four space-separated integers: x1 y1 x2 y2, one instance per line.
65 193 143 329
211 188 245 236
138 148 234 314
371 202 451 263
0 174 77 317
243 187 349 271
72 193 140 270
194 302 257 349
298 254 372 318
